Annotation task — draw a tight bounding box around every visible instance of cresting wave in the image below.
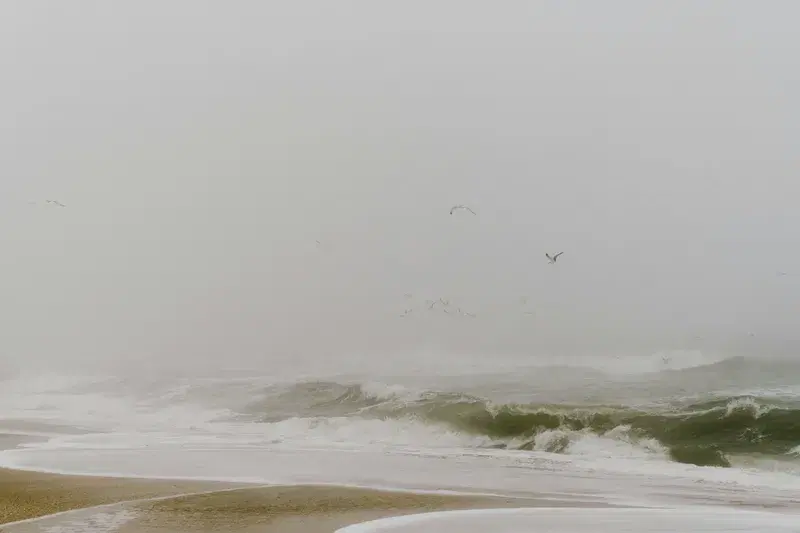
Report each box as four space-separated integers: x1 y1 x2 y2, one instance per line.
236 381 800 469
3 356 800 473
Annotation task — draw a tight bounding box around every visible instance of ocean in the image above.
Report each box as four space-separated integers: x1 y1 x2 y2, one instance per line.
2 352 800 531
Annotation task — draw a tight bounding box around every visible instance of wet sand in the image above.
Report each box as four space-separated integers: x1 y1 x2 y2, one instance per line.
120 485 599 533
0 467 611 533
0 467 240 525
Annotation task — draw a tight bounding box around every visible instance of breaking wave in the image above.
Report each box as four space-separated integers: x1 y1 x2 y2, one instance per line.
235 379 800 469
4 356 800 472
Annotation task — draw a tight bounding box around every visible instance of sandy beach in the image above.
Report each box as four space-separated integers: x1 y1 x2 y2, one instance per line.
0 435 595 532
0 466 582 533
120 485 557 533
0 467 239 526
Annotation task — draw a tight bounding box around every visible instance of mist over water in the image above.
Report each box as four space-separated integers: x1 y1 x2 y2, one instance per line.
2 2 800 375
3 354 800 473
2 2 800 530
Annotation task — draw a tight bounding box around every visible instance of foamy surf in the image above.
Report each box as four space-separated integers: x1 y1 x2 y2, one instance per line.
2 356 800 514
33 509 137 533
334 507 800 533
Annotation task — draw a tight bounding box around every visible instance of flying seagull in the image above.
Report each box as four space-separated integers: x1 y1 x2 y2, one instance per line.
450 205 476 215
45 200 66 207
546 252 564 264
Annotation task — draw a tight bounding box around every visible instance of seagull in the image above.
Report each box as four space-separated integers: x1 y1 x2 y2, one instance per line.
546 252 564 264
45 200 66 207
450 205 476 215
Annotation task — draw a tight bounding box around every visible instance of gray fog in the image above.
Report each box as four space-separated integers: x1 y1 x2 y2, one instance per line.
1 2 798 375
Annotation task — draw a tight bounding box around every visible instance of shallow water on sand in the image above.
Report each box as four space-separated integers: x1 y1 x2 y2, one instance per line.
335 507 800 533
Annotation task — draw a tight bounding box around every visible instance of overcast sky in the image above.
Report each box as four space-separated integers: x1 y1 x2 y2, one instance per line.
1 2 798 374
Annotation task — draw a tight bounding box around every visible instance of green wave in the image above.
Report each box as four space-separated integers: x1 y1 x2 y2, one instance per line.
245 381 800 468
412 398 800 466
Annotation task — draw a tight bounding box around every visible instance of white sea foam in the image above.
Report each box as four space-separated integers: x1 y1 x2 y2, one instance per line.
724 396 775 418
553 426 668 460
3 436 800 512
0 373 231 433
40 509 138 533
334 507 800 533
2 367 800 514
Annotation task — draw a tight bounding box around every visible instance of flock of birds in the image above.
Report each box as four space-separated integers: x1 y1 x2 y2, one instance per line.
28 199 791 338
449 203 563 264
399 296 479 320
390 204 564 320
19 198 783 378
310 203 566 321
391 204 789 328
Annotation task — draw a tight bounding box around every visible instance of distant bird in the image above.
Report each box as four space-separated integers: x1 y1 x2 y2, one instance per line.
546 252 564 264
451 307 477 319
450 205 476 215
46 200 66 207
400 309 413 318
777 271 789 277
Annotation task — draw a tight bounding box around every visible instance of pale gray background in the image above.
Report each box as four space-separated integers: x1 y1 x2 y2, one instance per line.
1 2 798 375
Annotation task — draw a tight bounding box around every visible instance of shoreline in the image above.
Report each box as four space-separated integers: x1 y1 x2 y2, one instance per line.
0 466 613 533
0 467 244 525
119 484 569 533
